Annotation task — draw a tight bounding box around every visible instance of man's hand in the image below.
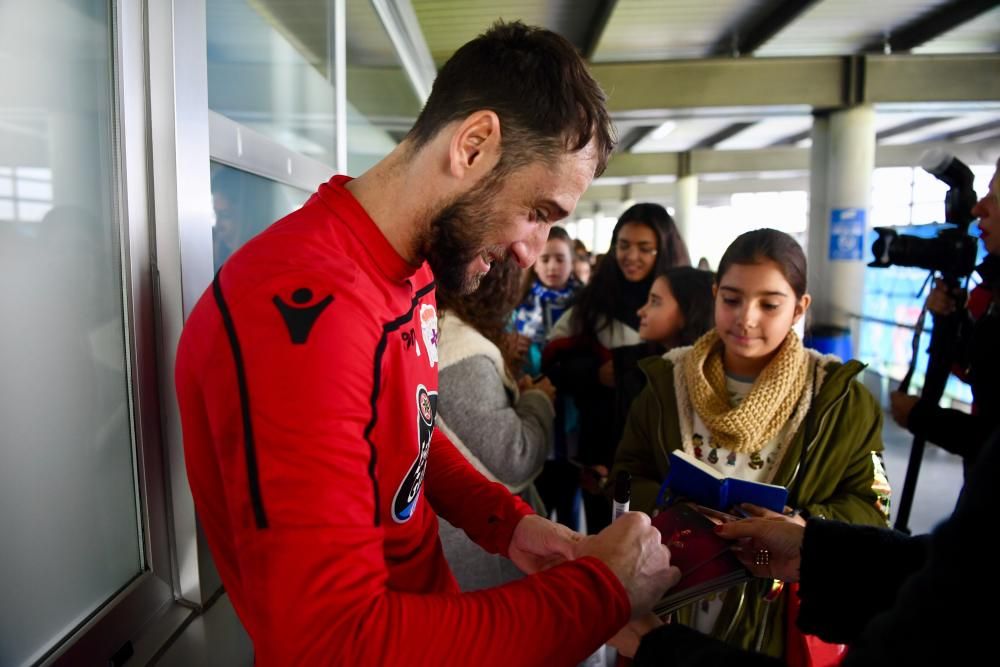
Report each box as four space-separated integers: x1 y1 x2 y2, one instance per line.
508 514 584 574
890 390 920 429
574 512 680 620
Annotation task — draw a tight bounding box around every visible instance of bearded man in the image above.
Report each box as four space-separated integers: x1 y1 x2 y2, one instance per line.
175 21 678 666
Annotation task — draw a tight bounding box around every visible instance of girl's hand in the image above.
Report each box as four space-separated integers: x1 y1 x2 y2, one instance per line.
520 375 556 403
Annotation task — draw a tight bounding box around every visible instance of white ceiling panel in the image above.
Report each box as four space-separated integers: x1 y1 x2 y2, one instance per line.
879 111 1000 144
913 5 1000 54
714 116 814 149
592 0 756 62
631 117 749 152
755 0 946 56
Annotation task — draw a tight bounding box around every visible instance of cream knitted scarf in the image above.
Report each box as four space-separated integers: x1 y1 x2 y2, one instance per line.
682 329 809 454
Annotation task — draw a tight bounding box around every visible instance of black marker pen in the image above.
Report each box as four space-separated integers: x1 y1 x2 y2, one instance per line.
613 470 631 520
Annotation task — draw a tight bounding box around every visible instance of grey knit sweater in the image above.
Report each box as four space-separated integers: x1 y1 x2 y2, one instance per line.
435 313 555 592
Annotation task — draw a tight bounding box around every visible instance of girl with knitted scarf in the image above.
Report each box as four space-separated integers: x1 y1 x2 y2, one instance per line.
613 229 892 662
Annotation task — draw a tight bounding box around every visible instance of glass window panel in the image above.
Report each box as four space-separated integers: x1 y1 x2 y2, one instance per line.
0 176 12 197
871 203 911 228
16 200 51 222
16 177 53 201
211 162 311 269
345 0 423 174
595 215 617 253
912 201 945 225
871 167 914 209
0 2 142 665
912 168 950 204
207 0 337 164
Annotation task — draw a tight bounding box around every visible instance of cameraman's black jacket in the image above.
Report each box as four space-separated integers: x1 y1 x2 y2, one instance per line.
909 255 1000 463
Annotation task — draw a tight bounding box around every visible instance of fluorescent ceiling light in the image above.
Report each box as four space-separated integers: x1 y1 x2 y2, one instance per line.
650 121 677 140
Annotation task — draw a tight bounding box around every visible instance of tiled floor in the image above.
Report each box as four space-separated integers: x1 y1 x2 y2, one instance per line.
153 407 966 666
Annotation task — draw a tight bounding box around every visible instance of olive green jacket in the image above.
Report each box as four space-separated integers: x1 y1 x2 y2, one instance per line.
612 350 890 658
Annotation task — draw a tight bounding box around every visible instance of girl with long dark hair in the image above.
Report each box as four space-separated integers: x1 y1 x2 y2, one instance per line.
544 203 690 532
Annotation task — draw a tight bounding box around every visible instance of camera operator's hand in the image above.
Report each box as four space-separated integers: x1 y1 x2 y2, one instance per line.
890 391 920 429
927 280 960 316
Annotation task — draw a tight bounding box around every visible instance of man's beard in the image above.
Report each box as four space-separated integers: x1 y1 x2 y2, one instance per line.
421 172 506 296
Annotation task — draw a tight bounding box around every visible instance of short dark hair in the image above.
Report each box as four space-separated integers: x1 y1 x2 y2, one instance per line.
407 21 615 177
658 267 715 346
716 228 808 298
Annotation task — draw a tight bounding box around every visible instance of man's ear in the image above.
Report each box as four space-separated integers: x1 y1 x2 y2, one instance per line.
448 111 501 180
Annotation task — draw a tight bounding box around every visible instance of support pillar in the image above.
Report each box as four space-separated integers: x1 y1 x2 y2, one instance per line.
675 173 698 255
806 105 875 357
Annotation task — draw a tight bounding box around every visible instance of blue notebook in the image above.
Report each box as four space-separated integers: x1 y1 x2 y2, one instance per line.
662 450 788 514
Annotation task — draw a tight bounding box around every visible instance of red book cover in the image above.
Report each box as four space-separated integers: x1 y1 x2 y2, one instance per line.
651 503 751 616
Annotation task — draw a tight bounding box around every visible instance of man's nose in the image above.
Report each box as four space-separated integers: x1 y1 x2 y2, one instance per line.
510 226 548 268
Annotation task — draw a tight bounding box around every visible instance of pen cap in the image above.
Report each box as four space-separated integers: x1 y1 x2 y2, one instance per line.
614 471 631 505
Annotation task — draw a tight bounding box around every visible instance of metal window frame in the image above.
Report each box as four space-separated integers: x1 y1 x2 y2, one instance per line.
42 0 177 662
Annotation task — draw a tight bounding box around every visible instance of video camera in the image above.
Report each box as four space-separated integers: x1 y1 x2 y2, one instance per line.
869 149 979 277
868 149 980 535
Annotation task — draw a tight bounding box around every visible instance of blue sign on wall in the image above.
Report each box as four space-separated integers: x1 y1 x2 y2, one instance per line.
829 207 866 261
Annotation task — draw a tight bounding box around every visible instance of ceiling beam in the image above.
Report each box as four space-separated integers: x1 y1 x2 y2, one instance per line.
616 125 656 152
876 117 954 141
861 0 1000 53
600 138 1000 178
692 121 758 149
590 54 1000 112
770 129 811 147
710 0 823 57
927 118 1000 143
581 0 619 60
865 55 1000 104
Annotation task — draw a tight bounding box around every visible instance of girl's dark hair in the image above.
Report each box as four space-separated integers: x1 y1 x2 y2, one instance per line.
438 257 524 372
572 202 691 334
716 228 808 298
659 267 716 346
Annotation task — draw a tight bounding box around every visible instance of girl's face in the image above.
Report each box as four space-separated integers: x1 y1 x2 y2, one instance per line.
535 238 574 289
638 276 684 345
615 222 658 283
714 260 810 378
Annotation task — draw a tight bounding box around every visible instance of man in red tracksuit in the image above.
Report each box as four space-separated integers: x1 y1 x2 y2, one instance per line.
175 22 679 666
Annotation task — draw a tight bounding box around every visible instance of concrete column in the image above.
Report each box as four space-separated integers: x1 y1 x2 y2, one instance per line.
806 105 875 356
674 174 698 252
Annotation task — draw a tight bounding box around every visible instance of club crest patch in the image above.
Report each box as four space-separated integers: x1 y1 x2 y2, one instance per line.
419 303 439 368
391 385 438 523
